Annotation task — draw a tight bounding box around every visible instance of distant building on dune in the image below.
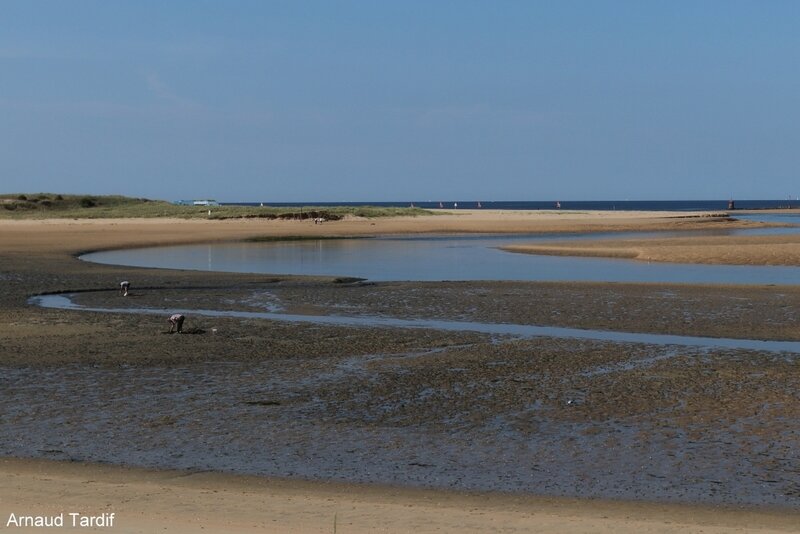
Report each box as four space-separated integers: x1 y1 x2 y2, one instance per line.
173 199 220 206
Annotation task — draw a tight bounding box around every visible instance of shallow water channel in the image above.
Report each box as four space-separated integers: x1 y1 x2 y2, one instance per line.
31 294 800 353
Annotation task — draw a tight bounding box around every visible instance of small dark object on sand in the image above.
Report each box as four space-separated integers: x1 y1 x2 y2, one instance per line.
243 400 282 406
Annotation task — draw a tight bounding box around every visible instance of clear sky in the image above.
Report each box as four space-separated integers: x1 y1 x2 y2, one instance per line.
2 1 799 202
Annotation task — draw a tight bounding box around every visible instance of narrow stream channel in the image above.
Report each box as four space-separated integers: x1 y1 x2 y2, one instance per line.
32 294 800 353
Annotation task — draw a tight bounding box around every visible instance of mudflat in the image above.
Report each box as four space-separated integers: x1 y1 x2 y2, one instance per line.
2 211 799 532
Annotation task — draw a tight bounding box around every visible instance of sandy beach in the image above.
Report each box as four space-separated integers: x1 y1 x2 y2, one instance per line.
2 458 799 533
0 209 762 255
2 210 800 532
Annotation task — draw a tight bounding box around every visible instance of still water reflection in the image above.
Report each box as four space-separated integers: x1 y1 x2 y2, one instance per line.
81 216 800 285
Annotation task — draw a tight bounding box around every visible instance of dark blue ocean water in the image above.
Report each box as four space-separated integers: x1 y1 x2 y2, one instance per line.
221 199 799 211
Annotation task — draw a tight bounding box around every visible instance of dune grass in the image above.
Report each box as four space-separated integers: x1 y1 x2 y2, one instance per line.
0 194 433 220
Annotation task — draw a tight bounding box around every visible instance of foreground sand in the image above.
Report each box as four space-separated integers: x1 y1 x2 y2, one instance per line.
2 210 799 532
2 458 798 533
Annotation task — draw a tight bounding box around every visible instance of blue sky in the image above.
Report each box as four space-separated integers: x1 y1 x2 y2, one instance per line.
1 1 799 202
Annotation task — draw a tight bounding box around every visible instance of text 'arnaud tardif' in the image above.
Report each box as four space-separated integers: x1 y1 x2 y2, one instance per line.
6 512 115 528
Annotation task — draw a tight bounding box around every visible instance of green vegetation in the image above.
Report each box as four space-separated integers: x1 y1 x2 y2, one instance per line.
0 193 433 220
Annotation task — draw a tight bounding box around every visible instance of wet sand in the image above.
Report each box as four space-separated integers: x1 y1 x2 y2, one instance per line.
2 212 800 531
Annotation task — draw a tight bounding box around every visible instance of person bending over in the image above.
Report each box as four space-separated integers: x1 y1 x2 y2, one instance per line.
168 313 185 333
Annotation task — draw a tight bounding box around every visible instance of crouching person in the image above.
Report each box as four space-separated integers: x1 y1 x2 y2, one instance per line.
168 313 185 334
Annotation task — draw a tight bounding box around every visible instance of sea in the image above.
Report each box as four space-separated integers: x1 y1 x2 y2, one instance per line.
221 199 798 211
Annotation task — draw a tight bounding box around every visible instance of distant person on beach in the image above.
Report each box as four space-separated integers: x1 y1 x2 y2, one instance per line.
119 280 130 296
168 313 185 333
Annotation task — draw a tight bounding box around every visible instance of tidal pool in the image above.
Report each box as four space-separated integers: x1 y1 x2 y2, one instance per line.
82 228 800 285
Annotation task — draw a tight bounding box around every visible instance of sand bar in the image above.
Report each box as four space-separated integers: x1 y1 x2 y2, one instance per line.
503 233 800 266
0 209 762 255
